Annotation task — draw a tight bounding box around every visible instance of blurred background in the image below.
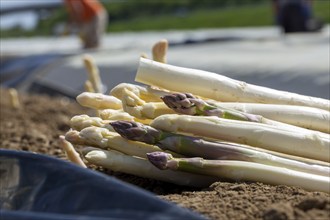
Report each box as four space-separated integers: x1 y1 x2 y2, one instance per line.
0 0 329 99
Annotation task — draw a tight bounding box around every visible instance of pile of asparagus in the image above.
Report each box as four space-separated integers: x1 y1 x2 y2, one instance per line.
61 40 330 192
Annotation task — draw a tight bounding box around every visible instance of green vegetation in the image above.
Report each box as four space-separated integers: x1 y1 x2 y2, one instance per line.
0 0 329 38
313 0 330 23
107 0 329 32
108 4 273 32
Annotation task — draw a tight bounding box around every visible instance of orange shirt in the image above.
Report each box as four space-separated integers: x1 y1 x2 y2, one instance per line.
65 0 105 23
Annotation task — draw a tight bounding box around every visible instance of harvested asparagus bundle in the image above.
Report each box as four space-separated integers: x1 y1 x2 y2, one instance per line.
151 114 330 162
83 148 218 187
76 92 122 110
121 88 175 119
61 51 330 192
65 127 164 159
162 93 329 137
147 152 330 193
208 102 330 134
136 58 330 111
110 121 330 176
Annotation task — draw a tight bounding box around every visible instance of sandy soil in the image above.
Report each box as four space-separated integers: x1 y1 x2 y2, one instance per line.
0 89 329 220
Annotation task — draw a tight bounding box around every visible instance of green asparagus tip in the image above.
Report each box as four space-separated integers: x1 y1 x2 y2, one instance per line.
146 151 174 170
110 120 161 144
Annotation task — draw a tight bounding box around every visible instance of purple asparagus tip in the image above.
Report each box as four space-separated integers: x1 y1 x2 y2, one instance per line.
161 93 194 108
146 152 173 170
110 120 161 144
161 93 200 115
110 121 146 140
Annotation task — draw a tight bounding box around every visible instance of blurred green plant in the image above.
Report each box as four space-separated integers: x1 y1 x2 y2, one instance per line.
107 4 272 32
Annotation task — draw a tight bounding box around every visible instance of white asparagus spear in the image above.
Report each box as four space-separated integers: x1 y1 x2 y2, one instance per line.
110 82 170 102
99 109 153 124
83 148 218 187
70 114 151 132
84 80 95 93
208 102 330 133
8 88 20 109
65 127 164 158
83 54 103 93
135 58 330 111
121 88 175 119
161 93 329 138
59 135 87 168
76 92 122 110
147 152 330 193
70 115 115 131
152 39 168 63
99 109 135 121
140 52 148 59
151 114 330 162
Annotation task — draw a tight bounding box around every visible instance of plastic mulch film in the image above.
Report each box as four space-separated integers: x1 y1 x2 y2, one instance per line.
0 149 206 220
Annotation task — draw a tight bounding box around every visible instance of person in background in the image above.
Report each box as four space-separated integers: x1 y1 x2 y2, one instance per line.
64 0 108 49
272 0 323 33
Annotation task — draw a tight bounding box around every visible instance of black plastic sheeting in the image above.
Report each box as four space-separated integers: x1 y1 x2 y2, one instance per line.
0 54 64 88
0 150 206 220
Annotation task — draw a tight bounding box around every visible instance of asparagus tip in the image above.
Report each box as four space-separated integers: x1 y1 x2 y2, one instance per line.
9 88 20 109
64 130 81 143
146 151 173 170
110 120 161 144
161 93 199 115
110 120 143 139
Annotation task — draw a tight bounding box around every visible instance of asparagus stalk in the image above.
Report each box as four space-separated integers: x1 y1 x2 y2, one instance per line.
162 93 329 137
99 109 153 124
83 148 218 187
110 120 170 144
208 102 330 134
110 83 172 102
76 92 122 110
151 114 330 162
99 109 135 121
121 88 175 119
59 135 87 168
152 39 168 63
135 58 330 111
70 114 115 131
83 54 103 93
8 88 20 109
70 114 152 133
65 127 166 159
147 152 330 193
140 53 148 59
84 80 95 93
110 121 330 176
